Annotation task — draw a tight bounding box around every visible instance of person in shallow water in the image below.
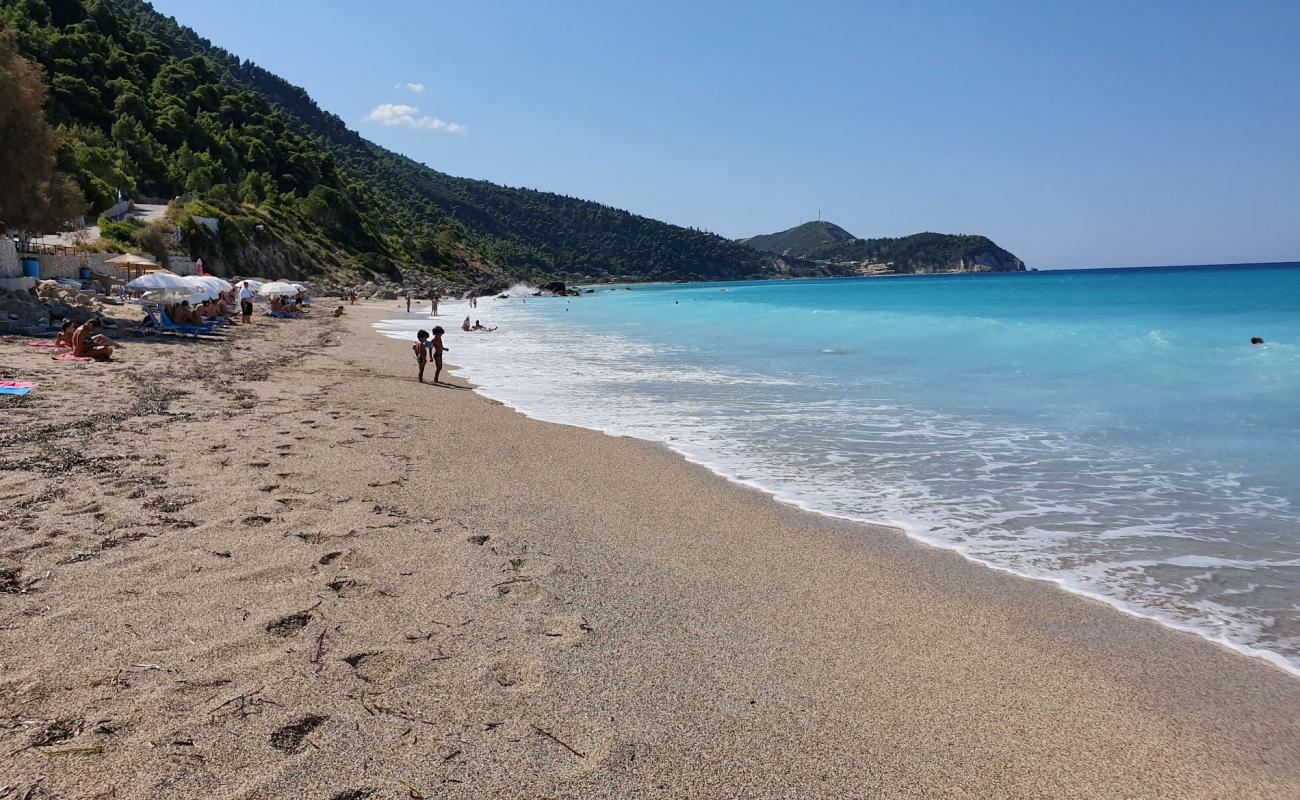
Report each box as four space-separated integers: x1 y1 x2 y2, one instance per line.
462 316 472 332
471 320 497 331
1251 336 1264 345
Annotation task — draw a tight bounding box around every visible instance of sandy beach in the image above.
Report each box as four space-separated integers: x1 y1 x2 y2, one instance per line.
1 302 1297 799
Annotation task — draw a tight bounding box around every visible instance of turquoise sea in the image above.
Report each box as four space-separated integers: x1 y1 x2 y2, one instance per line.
377 263 1300 673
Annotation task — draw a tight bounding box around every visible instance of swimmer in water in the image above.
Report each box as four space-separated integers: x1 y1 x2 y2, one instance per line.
1251 336 1264 345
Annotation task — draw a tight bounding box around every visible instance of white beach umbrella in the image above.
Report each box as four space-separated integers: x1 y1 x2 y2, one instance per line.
141 288 206 304
126 271 190 291
290 283 307 292
257 281 300 296
185 274 232 293
237 279 264 290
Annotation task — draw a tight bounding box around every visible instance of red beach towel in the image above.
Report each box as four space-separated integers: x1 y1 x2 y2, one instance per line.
26 341 66 348
0 381 38 389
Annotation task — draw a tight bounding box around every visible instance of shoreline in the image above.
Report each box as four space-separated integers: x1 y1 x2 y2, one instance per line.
378 301 1300 680
2 303 1297 797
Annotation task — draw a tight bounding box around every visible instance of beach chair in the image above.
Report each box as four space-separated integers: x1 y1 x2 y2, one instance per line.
143 305 213 336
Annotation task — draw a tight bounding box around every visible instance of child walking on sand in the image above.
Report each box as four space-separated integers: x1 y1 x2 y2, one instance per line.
430 325 449 384
413 329 431 383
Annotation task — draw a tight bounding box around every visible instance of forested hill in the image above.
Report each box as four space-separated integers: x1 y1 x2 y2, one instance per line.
2 0 785 284
737 221 856 258
740 221 1026 275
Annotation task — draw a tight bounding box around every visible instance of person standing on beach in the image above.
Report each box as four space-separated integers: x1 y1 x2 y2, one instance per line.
432 294 439 316
406 295 411 313
239 282 254 325
431 325 449 384
413 330 431 383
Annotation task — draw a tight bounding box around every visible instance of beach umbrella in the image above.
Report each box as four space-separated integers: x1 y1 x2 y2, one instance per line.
290 283 307 293
237 279 264 290
106 253 158 267
184 274 232 294
126 271 190 291
141 288 206 304
257 281 300 296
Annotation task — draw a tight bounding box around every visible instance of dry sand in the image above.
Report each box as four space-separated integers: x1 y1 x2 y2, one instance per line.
1 302 1297 799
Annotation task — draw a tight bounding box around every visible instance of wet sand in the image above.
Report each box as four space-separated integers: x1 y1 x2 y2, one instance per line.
1 302 1297 799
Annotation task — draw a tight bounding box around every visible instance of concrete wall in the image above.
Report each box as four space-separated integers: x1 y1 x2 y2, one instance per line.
32 253 127 281
0 238 19 278
167 256 197 276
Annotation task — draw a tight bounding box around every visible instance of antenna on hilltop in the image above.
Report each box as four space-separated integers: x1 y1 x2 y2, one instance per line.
818 209 821 222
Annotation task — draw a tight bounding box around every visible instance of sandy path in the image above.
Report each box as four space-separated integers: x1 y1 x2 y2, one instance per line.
0 304 1296 799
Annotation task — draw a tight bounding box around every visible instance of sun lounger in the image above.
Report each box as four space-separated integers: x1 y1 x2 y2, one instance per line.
142 305 213 336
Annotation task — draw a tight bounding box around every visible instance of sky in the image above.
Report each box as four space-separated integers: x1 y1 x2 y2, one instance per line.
148 0 1300 269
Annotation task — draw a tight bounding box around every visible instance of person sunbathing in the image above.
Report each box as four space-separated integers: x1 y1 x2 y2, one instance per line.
71 318 117 361
53 320 75 347
270 297 303 316
173 301 203 325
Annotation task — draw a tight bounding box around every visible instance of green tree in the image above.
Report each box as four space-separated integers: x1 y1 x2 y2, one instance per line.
0 27 86 231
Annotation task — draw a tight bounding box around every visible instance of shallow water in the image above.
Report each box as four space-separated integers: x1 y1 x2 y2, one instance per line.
376 264 1300 673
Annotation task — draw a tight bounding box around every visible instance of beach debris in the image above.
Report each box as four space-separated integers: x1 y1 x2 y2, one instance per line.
241 515 273 526
319 551 344 565
209 686 278 721
142 494 193 513
530 724 586 758
29 719 81 748
467 534 490 546
329 790 376 800
38 745 102 757
0 566 40 594
397 780 428 798
269 714 327 754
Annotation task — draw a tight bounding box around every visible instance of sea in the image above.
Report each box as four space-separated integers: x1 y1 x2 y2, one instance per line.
375 262 1300 674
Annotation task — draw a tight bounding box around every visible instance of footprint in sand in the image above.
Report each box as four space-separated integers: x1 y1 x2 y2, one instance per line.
341 650 413 683
329 789 376 800
269 714 327 754
242 515 274 526
326 576 369 598
265 610 313 637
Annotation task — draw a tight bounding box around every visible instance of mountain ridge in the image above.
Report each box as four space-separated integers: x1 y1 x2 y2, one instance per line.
739 220 1026 275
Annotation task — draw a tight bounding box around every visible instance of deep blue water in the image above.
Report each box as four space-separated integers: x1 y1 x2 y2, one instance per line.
377 263 1300 673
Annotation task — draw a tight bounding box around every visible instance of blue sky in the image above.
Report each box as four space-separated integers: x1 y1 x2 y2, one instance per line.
149 0 1300 269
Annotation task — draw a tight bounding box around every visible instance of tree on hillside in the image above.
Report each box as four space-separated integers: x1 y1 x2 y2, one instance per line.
0 28 86 232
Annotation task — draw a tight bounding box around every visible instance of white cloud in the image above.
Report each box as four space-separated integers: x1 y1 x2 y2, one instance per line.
363 103 466 134
395 82 426 93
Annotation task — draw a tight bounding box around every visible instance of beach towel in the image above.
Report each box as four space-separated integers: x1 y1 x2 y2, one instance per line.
0 381 36 395
53 353 94 362
26 341 66 348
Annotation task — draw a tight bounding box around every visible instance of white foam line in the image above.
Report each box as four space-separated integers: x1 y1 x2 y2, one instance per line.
369 319 1300 680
